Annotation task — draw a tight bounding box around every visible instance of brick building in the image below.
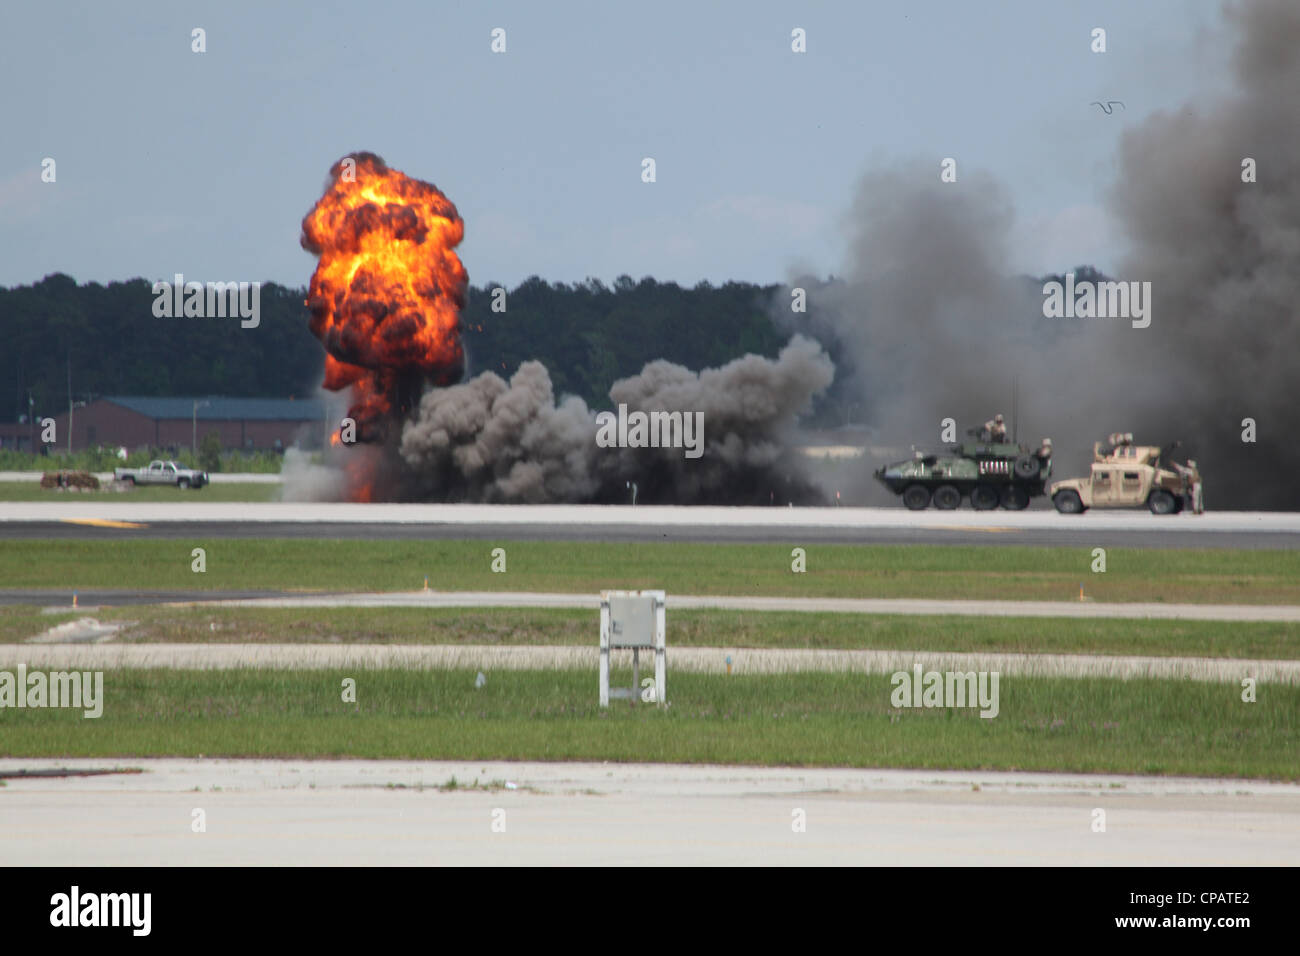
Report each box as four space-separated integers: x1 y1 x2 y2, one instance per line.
0 421 40 452
38 396 330 453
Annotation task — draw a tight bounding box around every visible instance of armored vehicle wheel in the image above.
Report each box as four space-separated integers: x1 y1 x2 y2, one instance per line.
1053 490 1084 514
1013 455 1040 479
1000 486 1030 510
902 485 931 510
971 484 1000 511
932 485 961 510
1148 489 1177 514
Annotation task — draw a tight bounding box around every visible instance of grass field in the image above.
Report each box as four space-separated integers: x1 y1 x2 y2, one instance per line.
5 604 1296 660
3 668 1294 778
0 481 278 502
5 539 1299 604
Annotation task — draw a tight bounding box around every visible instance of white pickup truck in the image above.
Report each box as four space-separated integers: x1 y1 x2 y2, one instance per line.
113 460 209 489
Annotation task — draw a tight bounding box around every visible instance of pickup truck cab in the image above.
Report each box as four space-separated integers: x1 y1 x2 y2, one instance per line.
114 460 209 489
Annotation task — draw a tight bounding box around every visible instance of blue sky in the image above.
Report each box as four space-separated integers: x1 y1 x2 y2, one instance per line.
1 0 1231 289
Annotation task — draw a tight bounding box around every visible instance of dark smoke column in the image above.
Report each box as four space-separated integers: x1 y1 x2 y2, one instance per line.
300 152 468 446
1106 0 1300 508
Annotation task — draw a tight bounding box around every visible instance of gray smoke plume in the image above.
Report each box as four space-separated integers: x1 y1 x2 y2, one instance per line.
397 335 833 503
1104 0 1300 509
278 447 348 502
781 170 1097 504
785 0 1299 509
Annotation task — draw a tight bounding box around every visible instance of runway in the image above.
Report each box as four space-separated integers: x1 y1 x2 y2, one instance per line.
2 759 1296 865
202 589 1300 621
6 588 1298 621
2 502 1299 548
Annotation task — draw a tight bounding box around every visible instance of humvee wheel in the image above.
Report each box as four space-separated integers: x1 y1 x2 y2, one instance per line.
1148 489 1177 514
1053 490 1084 514
902 485 932 510
971 484 1000 511
1013 455 1040 479
1000 486 1030 510
932 484 961 510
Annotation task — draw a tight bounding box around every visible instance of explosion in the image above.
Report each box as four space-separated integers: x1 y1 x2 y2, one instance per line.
301 152 468 446
295 152 834 505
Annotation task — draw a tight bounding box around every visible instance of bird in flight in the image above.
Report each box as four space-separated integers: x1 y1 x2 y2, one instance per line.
1091 100 1126 114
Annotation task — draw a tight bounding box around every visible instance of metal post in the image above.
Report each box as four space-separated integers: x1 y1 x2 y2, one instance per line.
655 595 666 706
193 399 210 459
632 648 639 705
599 598 610 708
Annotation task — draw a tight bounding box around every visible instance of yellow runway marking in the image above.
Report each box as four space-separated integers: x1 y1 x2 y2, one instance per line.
61 518 148 529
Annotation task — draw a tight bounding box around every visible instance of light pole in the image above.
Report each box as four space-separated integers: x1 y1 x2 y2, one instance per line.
67 401 85 455
193 400 211 457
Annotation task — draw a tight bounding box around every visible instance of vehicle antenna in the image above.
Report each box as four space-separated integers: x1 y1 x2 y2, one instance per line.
1011 377 1019 444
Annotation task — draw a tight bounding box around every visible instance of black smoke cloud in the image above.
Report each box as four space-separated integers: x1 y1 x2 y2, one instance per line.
1104 0 1300 508
783 0 1299 509
779 171 1099 505
395 335 833 503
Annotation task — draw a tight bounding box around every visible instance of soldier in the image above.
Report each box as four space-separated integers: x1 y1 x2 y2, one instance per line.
1189 460 1204 514
983 413 1007 442
1035 437 1052 479
1174 459 1205 514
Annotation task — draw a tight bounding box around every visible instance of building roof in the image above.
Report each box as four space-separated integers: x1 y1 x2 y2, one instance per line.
105 396 328 422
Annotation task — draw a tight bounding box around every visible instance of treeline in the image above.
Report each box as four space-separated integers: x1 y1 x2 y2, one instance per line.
0 274 324 423
0 273 790 423
461 275 787 405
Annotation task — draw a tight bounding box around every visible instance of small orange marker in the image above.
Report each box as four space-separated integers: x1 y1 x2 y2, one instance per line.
1078 582 1085 602
423 576 429 591
73 590 78 608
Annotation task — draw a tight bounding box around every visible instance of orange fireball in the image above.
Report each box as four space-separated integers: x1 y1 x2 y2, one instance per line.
301 152 468 443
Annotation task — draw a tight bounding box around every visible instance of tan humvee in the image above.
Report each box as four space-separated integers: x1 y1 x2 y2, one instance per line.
1050 433 1204 515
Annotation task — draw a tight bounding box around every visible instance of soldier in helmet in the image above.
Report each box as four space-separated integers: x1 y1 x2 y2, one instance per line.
983 413 1007 443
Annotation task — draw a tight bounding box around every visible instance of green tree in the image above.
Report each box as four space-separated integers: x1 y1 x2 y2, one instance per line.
198 431 222 473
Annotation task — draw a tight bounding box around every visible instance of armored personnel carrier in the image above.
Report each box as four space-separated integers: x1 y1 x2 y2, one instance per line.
874 428 1053 510
1050 433 1203 514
